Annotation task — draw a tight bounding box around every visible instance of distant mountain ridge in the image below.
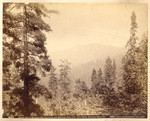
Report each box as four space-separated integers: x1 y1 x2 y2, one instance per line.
49 43 126 67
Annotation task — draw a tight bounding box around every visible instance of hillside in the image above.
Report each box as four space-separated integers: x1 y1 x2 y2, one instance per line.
41 44 126 88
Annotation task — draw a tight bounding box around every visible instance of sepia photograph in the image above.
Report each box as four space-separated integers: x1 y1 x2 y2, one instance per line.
2 1 148 119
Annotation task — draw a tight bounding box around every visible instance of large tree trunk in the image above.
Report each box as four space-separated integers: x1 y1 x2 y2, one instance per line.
23 4 30 117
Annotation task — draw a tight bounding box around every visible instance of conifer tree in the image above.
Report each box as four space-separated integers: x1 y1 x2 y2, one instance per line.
97 68 105 94
57 60 71 115
73 78 89 100
97 68 103 83
91 68 104 95
58 60 71 100
91 69 97 95
112 60 116 84
47 65 59 115
134 33 148 115
102 57 120 115
48 65 58 98
137 33 148 95
3 3 58 117
104 57 115 92
122 11 140 95
121 11 145 115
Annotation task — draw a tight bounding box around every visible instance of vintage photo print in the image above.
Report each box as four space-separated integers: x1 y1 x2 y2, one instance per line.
1 0 149 119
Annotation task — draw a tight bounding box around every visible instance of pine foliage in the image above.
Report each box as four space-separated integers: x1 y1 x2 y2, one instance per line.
3 3 58 117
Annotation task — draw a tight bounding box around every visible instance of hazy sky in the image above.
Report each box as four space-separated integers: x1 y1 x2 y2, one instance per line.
44 4 148 53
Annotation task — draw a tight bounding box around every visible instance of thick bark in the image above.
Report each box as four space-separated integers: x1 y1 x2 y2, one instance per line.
23 4 30 117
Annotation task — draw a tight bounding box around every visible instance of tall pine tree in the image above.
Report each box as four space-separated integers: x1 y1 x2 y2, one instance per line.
91 68 104 95
136 33 148 115
121 11 145 115
104 57 115 92
73 78 89 115
102 57 119 115
91 69 97 96
73 78 89 100
47 65 59 115
3 3 58 117
48 65 58 98
57 60 71 115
